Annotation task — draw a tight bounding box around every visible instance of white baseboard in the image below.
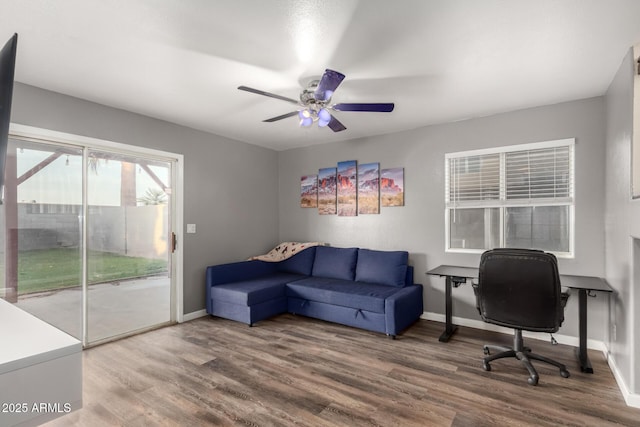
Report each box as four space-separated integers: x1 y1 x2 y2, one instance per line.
422 311 640 409
182 309 208 322
605 348 640 408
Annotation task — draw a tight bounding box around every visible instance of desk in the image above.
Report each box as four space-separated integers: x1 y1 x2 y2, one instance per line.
426 265 613 374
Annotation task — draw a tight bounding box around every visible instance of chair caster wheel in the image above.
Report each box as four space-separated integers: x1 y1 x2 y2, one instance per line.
560 369 570 378
527 375 539 386
483 346 490 355
482 361 491 371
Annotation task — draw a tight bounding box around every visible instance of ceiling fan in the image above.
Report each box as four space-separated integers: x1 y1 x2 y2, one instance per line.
238 69 394 132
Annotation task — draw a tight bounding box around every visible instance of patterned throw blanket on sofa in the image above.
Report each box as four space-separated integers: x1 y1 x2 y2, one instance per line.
249 242 323 262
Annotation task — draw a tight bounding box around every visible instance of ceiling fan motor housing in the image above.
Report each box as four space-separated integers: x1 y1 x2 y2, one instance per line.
300 80 327 109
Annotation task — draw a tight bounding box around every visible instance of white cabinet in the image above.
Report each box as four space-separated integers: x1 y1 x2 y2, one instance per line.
0 299 82 427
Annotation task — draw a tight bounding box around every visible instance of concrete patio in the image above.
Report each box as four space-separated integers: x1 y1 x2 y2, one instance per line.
15 275 171 344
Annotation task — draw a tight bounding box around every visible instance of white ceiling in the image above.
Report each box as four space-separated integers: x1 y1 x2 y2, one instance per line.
2 0 640 151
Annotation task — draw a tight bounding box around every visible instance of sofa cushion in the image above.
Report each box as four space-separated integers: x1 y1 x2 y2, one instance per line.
209 273 304 306
277 246 317 276
286 278 400 314
355 249 409 287
312 246 358 280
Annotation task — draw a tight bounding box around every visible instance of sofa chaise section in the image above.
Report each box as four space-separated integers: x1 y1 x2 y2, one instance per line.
205 247 316 326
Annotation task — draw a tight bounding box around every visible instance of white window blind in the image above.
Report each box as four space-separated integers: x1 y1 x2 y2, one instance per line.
447 154 500 206
505 146 573 202
446 142 574 206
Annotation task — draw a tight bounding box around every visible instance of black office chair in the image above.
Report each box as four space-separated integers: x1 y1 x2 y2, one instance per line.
474 248 570 385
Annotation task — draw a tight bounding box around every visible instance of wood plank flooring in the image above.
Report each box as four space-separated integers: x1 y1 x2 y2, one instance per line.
44 315 640 426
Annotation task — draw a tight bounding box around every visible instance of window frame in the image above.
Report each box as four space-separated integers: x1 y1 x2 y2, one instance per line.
444 138 575 258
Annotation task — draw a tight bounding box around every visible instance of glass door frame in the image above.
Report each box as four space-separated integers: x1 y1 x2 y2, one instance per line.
8 123 185 347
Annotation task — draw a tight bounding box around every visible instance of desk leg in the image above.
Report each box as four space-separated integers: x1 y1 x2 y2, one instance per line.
575 288 593 374
439 276 458 342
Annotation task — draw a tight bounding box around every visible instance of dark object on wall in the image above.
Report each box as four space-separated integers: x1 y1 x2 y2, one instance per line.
0 33 18 203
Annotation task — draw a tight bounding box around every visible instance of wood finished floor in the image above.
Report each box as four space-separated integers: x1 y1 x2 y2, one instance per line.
44 315 640 427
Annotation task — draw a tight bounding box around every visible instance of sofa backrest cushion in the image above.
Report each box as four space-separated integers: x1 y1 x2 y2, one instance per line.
355 249 409 287
277 246 317 276
312 246 358 280
405 265 415 286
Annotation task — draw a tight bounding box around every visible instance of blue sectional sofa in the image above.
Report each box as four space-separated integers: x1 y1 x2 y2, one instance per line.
205 246 423 338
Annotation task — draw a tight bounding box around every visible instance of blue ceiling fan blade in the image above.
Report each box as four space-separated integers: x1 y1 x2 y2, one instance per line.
327 115 347 132
263 111 299 122
238 86 300 105
314 69 345 101
333 103 395 112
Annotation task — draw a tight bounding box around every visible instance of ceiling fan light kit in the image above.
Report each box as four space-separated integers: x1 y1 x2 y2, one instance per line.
298 107 331 127
238 69 395 132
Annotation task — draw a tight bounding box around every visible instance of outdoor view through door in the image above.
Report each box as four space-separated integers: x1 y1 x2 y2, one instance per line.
0 135 175 346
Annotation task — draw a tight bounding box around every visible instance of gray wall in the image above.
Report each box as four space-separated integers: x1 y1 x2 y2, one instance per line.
604 48 639 394
11 83 280 314
278 97 607 341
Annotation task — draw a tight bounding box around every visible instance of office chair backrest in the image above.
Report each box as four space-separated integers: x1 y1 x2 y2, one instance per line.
477 248 562 333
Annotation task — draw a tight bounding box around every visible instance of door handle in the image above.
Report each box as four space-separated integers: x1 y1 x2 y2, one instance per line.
171 232 177 253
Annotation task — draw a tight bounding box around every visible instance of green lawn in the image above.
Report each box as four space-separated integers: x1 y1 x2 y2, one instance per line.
3 248 168 295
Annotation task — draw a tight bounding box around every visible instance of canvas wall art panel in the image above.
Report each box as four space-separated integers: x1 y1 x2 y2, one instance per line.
318 167 337 215
300 175 318 208
337 160 357 216
358 162 380 214
381 167 404 207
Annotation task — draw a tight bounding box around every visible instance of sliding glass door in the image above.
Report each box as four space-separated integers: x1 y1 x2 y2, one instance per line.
2 138 84 338
86 149 173 343
2 132 177 346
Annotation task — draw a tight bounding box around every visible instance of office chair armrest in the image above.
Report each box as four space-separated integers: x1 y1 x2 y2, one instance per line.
558 291 570 327
561 291 569 309
472 282 481 315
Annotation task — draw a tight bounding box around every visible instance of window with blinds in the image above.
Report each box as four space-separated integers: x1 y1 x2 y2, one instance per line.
447 154 500 205
505 146 572 201
445 139 574 256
